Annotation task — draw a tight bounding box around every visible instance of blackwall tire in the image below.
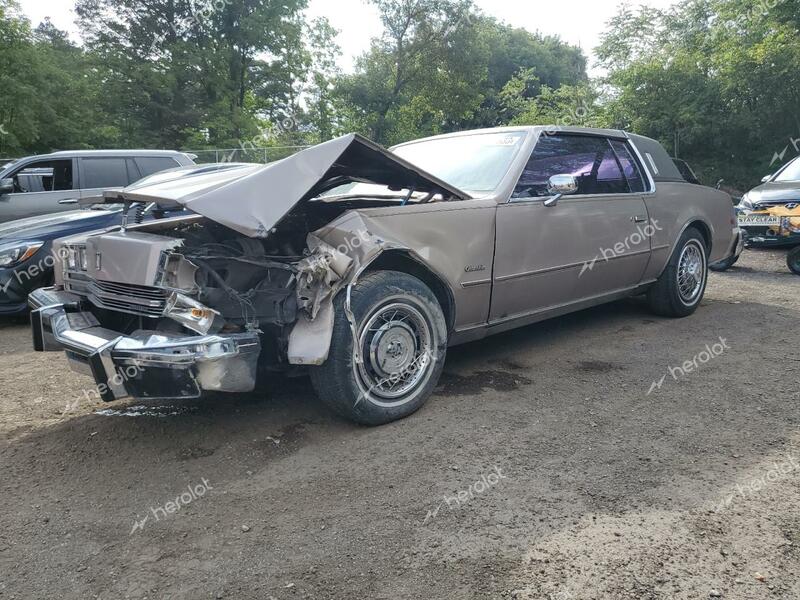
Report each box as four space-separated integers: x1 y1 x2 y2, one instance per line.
788 247 800 276
310 270 448 426
647 227 708 318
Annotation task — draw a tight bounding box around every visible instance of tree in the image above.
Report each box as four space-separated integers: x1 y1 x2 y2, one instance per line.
75 0 309 148
598 0 800 189
337 1 589 145
304 18 343 143
0 0 42 155
501 72 609 130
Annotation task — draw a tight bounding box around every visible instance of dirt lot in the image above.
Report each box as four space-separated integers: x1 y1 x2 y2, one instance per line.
1 248 799 600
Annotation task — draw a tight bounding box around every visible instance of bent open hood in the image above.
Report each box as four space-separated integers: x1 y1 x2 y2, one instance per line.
104 134 470 238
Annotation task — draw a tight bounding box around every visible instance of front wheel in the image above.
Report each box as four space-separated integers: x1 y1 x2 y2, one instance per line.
310 270 448 426
647 227 708 318
788 247 800 275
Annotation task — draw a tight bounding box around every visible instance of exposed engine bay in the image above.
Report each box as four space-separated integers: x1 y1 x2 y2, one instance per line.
160 214 357 333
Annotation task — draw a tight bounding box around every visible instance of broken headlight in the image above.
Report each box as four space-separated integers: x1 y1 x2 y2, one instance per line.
165 292 222 335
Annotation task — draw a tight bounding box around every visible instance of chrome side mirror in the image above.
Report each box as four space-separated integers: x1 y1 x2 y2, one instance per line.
544 174 578 207
0 177 13 195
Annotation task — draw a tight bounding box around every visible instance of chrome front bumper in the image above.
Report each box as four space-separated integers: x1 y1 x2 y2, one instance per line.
29 287 261 402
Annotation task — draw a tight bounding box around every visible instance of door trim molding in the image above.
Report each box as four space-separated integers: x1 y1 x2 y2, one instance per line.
495 247 652 283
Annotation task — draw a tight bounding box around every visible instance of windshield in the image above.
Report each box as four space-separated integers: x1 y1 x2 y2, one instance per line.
775 157 800 182
321 131 527 200
393 131 526 193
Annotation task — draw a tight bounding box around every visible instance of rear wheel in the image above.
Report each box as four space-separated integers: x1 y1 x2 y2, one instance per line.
647 227 708 318
788 247 800 275
310 270 448 426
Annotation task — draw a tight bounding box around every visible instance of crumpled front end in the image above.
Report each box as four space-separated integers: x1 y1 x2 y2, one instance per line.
30 287 261 401
29 133 471 402
33 218 368 401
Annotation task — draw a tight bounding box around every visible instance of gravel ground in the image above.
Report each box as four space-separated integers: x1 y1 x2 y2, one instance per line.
0 247 799 600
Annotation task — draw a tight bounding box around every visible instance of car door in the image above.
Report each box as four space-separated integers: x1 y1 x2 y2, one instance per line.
0 158 79 222
490 133 653 323
78 157 142 201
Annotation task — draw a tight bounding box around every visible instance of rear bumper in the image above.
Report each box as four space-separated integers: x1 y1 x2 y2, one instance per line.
713 228 744 266
733 228 745 258
29 287 261 402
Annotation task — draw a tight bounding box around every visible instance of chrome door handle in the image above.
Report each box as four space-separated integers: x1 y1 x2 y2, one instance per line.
632 215 648 223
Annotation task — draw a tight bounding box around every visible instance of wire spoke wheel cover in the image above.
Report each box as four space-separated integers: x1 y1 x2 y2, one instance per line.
354 299 436 407
677 240 706 304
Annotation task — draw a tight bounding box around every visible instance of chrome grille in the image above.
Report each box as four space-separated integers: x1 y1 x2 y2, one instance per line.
87 280 169 318
64 272 92 296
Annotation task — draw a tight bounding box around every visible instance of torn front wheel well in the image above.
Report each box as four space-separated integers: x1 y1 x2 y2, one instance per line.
363 250 456 334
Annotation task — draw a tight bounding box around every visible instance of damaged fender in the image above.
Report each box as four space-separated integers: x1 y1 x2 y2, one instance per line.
287 213 443 366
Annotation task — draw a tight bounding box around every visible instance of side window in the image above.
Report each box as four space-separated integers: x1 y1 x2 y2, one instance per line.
513 135 629 198
610 140 647 192
12 160 74 193
82 158 132 189
135 157 180 179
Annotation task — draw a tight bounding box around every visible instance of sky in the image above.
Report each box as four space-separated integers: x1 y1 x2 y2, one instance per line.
18 0 680 74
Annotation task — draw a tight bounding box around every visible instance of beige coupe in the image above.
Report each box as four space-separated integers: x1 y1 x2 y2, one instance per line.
30 127 741 424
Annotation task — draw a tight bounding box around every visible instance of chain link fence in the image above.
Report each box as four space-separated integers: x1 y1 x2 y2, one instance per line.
184 146 310 165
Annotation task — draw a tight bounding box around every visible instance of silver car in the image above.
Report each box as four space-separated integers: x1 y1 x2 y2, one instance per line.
0 150 195 223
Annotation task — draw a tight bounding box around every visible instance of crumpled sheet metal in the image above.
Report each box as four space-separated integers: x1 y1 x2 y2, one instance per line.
294 235 353 320
108 134 468 239
286 213 391 366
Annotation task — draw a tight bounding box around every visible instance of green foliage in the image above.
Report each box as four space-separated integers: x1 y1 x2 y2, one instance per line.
598 0 800 190
334 1 589 145
1 0 794 190
74 0 311 149
0 0 589 156
500 71 609 130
